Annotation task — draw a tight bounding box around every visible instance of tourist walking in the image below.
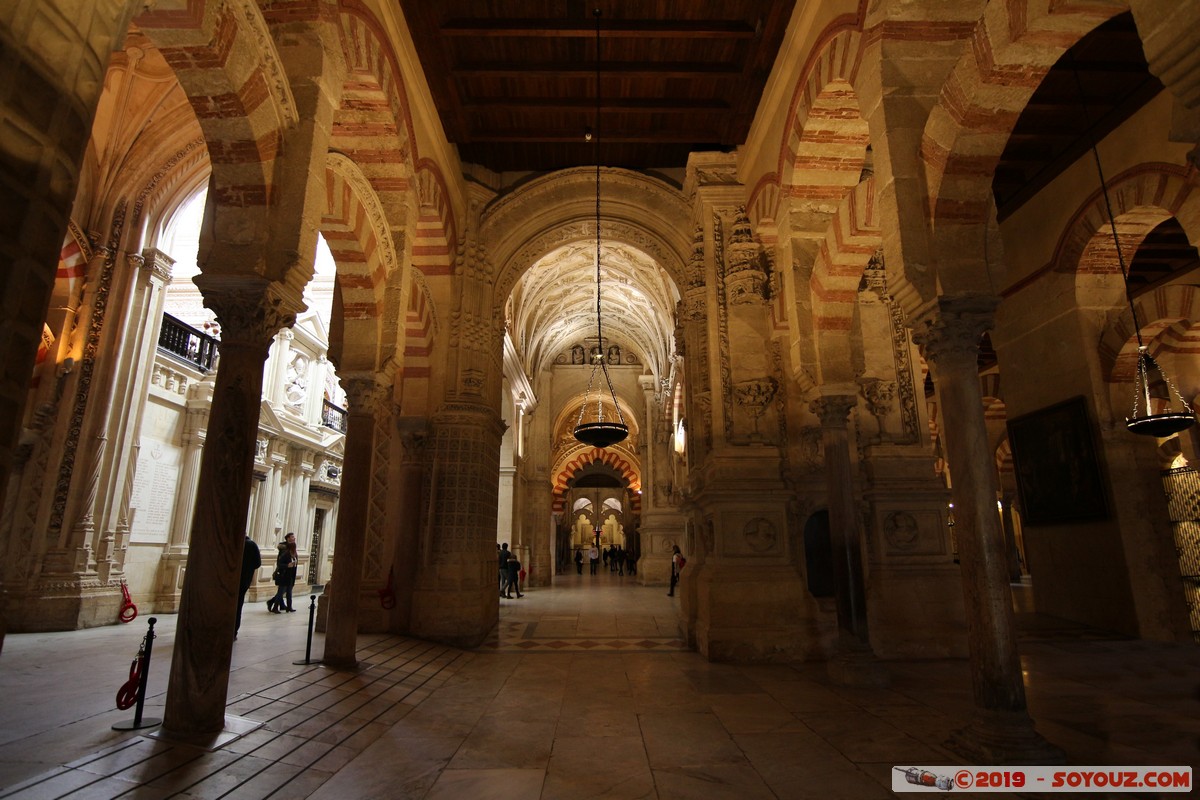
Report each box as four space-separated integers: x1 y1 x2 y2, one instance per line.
267 532 298 613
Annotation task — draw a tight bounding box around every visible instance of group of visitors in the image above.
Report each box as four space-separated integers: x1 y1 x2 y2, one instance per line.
573 543 638 576
497 542 525 598
234 531 300 638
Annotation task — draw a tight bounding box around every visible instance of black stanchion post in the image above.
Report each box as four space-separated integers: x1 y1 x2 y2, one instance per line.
113 617 162 731
293 595 321 666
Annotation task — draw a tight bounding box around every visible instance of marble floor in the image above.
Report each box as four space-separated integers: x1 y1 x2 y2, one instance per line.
0 572 1198 799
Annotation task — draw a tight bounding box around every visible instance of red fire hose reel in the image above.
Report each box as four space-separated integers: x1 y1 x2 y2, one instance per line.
115 656 141 710
118 581 138 623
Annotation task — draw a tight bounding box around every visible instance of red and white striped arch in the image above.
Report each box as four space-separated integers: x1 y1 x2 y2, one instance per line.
134 0 297 240
322 152 401 370
400 274 436 398
551 449 642 515
335 4 457 279
1099 284 1200 384
52 223 91 311
811 178 880 336
920 0 1128 288
1048 165 1200 284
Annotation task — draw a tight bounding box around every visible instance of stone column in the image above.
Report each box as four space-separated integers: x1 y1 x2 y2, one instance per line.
527 474 554 586
162 281 296 736
323 374 384 668
811 390 888 687
389 418 430 630
156 399 208 611
409 404 506 647
912 297 1061 764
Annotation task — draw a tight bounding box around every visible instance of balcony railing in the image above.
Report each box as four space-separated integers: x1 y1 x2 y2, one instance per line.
322 399 348 433
158 313 219 372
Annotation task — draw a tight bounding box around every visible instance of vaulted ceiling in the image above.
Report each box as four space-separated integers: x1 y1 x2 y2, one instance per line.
506 241 678 379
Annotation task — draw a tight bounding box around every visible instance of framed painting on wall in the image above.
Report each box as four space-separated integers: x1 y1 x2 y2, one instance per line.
1007 395 1109 525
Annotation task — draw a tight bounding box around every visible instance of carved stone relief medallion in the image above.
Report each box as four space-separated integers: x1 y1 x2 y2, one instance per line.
884 511 920 550
743 517 778 553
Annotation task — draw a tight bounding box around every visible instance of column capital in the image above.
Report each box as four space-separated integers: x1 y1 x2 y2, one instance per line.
195 276 301 349
810 392 858 428
140 247 175 283
909 295 999 369
396 416 431 459
341 372 390 418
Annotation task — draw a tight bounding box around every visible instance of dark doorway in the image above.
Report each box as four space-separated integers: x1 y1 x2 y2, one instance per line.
803 510 835 598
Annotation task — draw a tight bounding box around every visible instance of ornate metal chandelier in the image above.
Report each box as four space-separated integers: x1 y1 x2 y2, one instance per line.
573 8 629 449
1071 62 1196 437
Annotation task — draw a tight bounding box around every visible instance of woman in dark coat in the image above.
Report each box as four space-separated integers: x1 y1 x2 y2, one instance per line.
267 532 298 613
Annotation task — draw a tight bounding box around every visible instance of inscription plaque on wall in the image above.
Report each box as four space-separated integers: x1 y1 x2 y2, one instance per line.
130 443 179 543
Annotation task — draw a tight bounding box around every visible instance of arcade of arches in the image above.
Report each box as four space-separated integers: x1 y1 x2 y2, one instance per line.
2 0 1200 768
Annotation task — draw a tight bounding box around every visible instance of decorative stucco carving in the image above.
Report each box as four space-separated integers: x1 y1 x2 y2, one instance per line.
733 377 778 439
236 0 299 126
725 206 767 305
860 250 919 442
49 201 125 536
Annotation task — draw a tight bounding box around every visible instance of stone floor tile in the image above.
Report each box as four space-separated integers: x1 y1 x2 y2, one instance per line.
425 767 546 800
4 580 1200 800
651 763 775 800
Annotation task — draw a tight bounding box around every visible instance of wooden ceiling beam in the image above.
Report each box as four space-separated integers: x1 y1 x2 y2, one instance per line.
463 97 730 112
439 18 757 38
468 130 724 143
453 61 742 77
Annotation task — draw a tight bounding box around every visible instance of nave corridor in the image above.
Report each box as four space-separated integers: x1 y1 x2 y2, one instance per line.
1 578 1197 799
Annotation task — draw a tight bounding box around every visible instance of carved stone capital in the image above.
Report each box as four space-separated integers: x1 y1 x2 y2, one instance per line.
342 373 390 418
909 295 999 371
810 394 857 428
396 417 431 459
140 247 175 282
194 276 301 349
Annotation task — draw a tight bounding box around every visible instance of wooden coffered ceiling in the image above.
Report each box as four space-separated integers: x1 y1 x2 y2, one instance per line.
396 0 797 173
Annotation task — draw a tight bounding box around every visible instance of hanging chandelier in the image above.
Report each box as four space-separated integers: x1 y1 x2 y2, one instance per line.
573 8 629 449
1070 59 1195 437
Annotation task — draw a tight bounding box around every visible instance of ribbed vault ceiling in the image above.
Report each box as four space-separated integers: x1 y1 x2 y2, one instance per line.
508 239 678 381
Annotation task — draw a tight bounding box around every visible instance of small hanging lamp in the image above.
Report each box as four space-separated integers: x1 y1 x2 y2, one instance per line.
573 8 629 449
1070 59 1196 437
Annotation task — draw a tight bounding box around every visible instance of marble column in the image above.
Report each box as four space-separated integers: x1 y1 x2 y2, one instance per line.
162 281 296 736
322 374 383 668
812 390 888 686
912 296 1061 763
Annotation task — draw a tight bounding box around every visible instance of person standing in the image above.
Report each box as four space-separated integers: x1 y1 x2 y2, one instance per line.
503 553 523 598
235 534 261 637
574 548 584 575
668 545 685 597
267 532 298 613
588 544 599 575
498 543 511 596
